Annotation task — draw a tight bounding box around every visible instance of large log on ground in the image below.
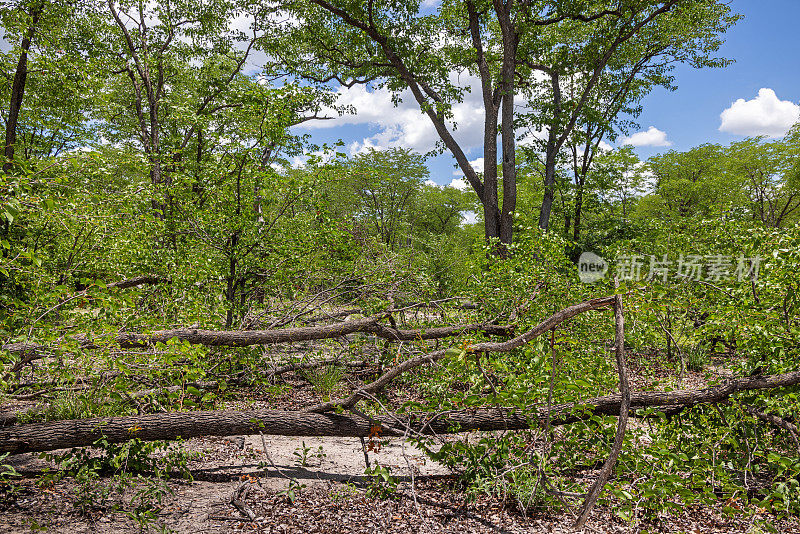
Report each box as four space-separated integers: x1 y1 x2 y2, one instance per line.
1 318 511 354
2 371 798 455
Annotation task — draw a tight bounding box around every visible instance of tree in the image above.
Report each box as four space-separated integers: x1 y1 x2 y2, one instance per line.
1 0 45 173
98 0 255 210
329 148 428 249
522 1 737 231
1 1 98 167
645 144 727 219
593 146 648 221
269 0 737 250
415 182 474 236
724 126 800 227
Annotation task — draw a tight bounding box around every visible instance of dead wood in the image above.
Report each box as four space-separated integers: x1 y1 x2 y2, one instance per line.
106 275 170 290
2 316 511 355
575 290 630 528
745 405 800 454
307 295 617 413
301 309 361 324
3 371 799 455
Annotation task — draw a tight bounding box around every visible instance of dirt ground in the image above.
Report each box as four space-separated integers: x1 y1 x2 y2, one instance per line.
2 353 798 532
2 432 799 534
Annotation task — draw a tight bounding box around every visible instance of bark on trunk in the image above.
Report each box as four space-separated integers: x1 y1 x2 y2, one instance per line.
496 0 517 247
575 290 630 528
2 319 513 354
3 371 798 455
3 2 43 172
538 151 557 231
573 176 584 242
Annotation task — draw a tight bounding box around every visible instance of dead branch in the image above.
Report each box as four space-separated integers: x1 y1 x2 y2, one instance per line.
230 482 256 521
576 289 630 528
307 295 616 413
267 358 368 377
2 316 511 355
744 405 800 454
106 274 170 290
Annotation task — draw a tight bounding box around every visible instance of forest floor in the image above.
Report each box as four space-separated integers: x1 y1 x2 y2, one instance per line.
1 353 799 533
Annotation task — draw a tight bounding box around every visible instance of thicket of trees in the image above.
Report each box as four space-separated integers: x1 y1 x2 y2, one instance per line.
1 1 799 531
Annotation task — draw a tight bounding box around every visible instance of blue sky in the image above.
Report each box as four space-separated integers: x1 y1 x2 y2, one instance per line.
632 0 800 158
293 1 800 187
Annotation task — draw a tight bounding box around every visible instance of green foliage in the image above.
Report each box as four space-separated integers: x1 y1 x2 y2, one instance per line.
303 364 346 400
37 437 193 530
276 478 306 504
364 464 397 499
0 0 798 528
686 343 710 372
293 441 326 467
0 452 21 502
19 390 132 423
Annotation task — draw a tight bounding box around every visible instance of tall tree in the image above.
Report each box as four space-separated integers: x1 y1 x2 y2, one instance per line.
1 0 91 170
1 0 44 173
327 148 428 249
269 0 737 250
647 144 726 219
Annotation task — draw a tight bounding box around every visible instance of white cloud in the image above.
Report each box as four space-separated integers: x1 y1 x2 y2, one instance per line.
518 127 549 148
461 210 478 225
468 157 484 173
448 177 470 191
297 75 486 156
424 179 438 187
719 88 800 138
622 126 672 147
598 140 613 152
452 156 489 177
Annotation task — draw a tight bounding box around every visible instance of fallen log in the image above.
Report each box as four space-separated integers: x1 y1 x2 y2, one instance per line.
744 405 800 454
2 317 511 354
2 371 798 455
366 323 513 341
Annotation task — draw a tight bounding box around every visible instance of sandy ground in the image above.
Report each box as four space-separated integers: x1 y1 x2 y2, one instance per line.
3 432 799 534
0 433 450 533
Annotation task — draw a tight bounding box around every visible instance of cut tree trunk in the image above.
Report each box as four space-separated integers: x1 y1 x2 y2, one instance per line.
2 371 798 455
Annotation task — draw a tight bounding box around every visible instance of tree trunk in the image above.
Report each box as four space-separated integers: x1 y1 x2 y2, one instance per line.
481 106 501 244
1 318 514 356
538 151 557 230
3 2 43 173
3 371 798 455
497 3 517 248
573 175 584 242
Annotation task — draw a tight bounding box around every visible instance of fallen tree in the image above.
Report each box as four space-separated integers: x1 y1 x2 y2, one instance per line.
1 316 513 355
3 371 798 455
105 274 171 290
